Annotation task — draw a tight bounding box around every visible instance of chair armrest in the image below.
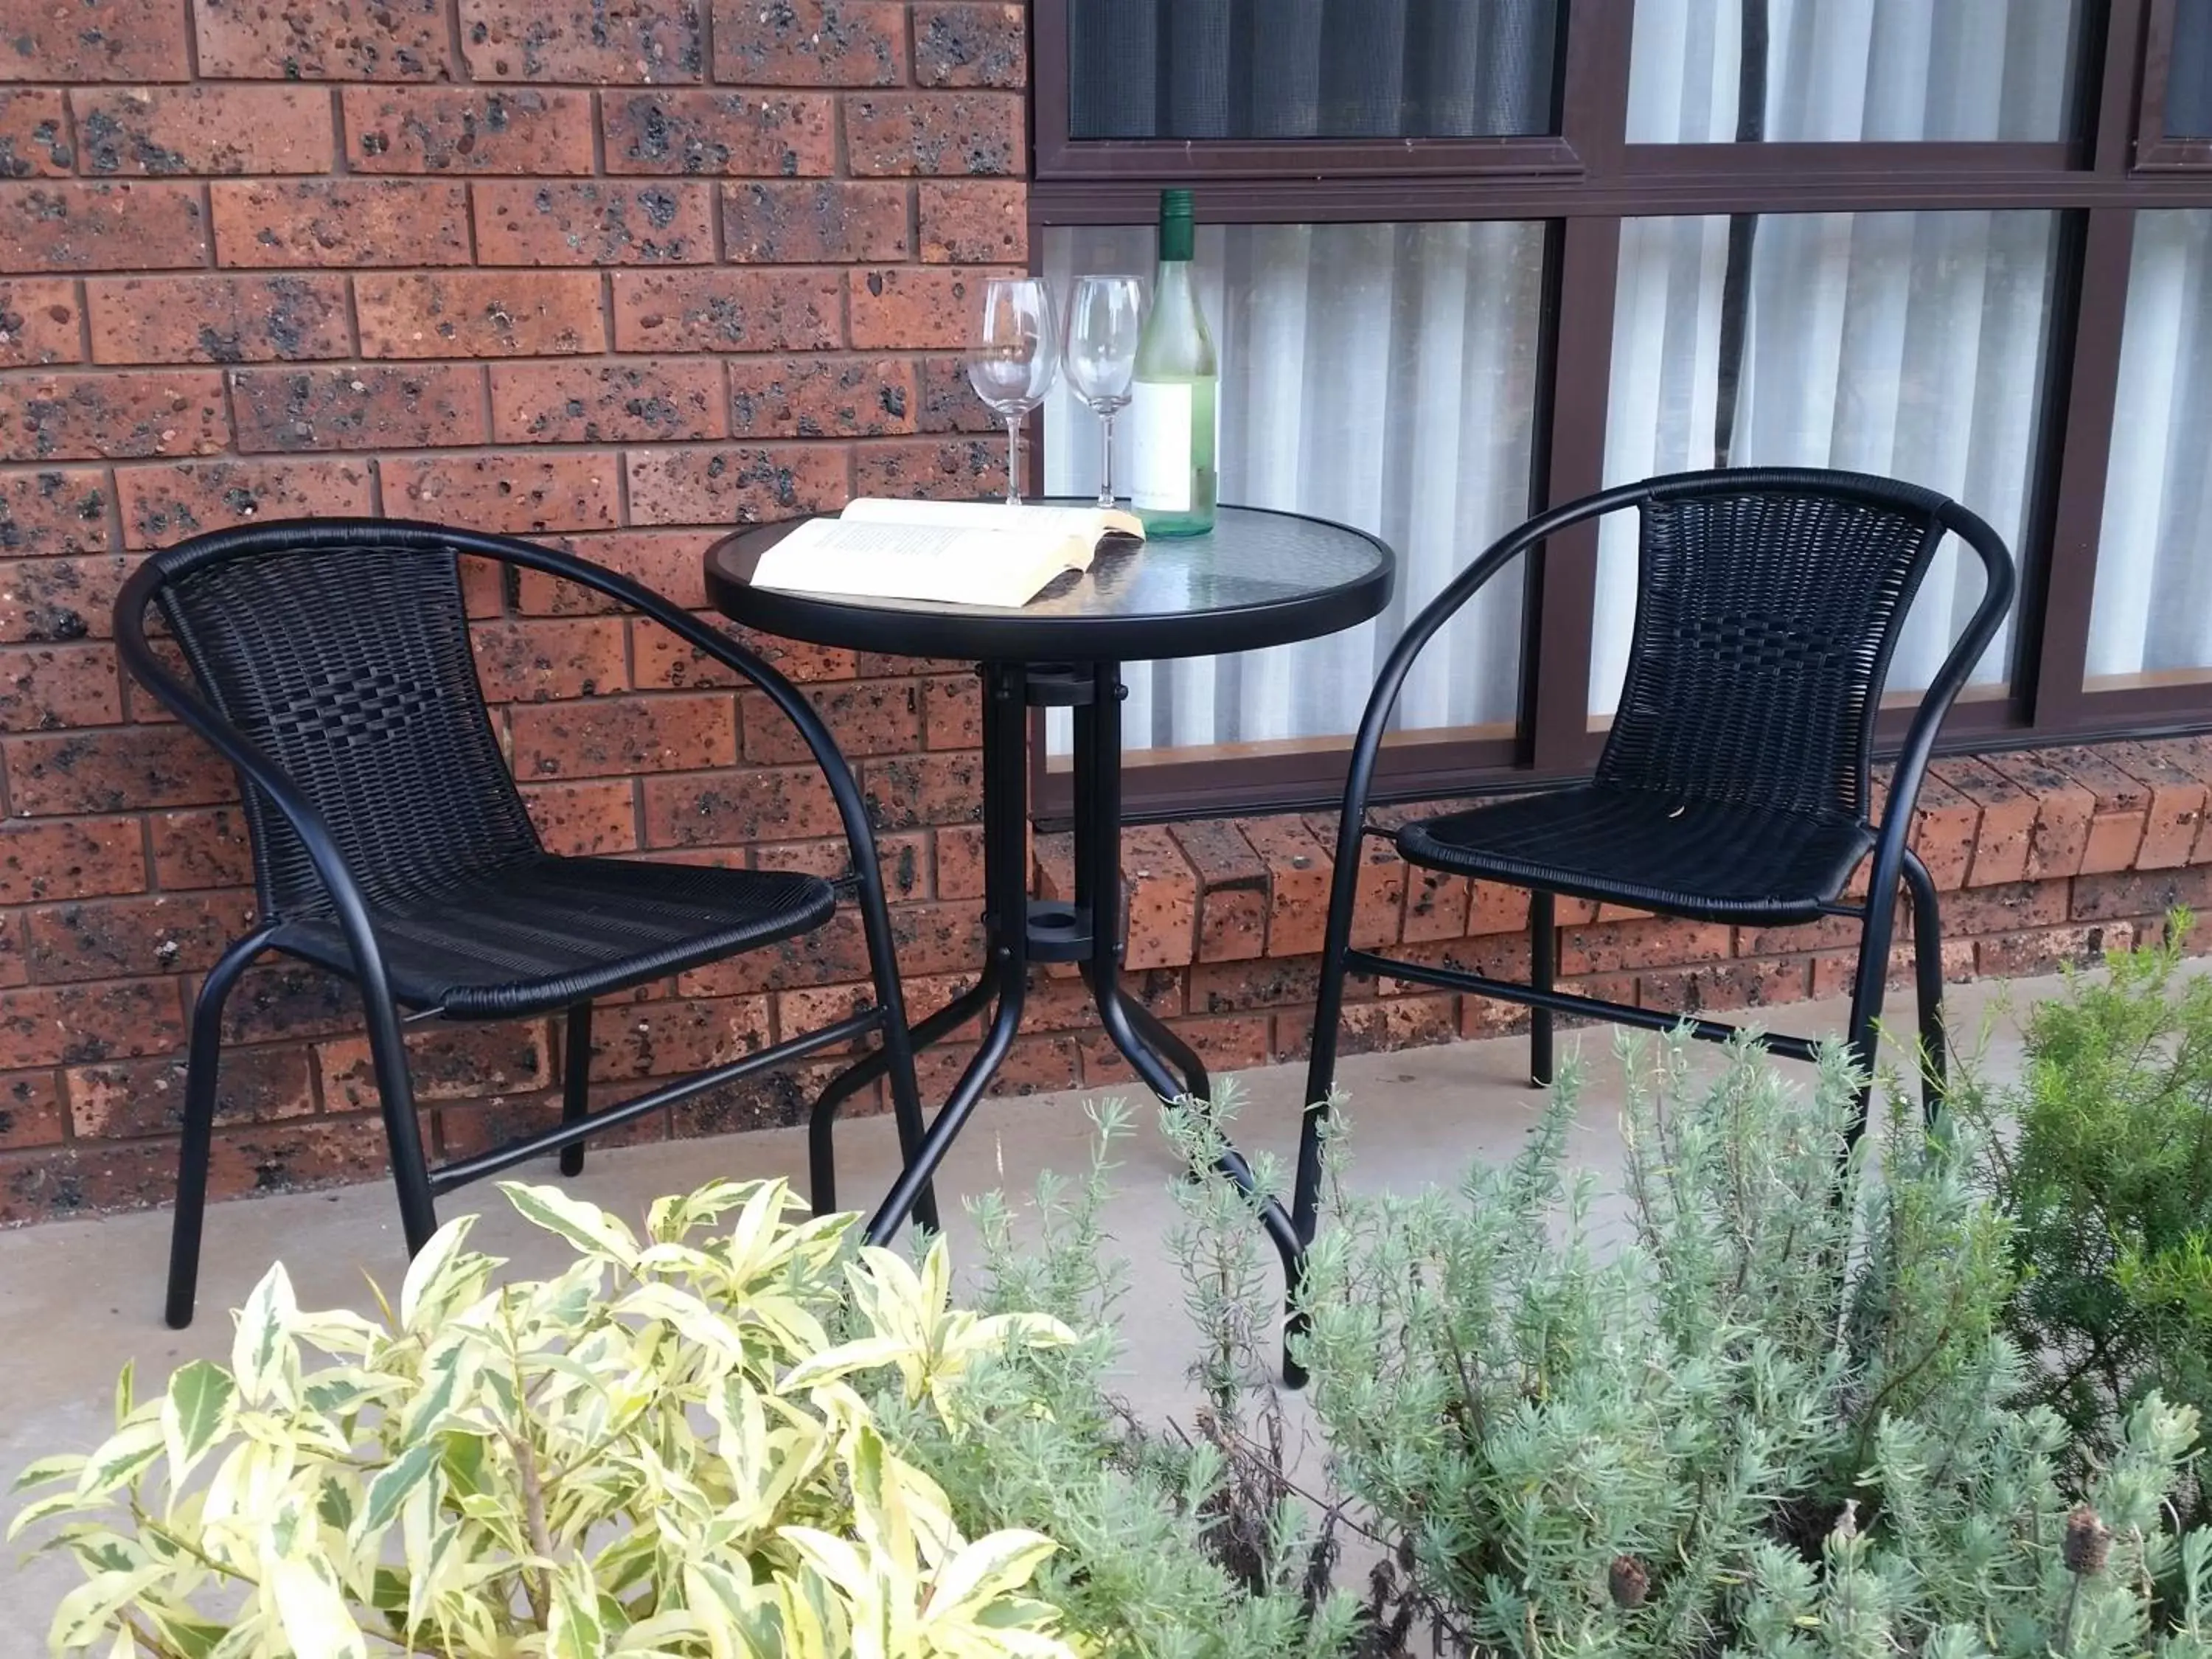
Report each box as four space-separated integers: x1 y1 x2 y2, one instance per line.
113 561 406 1011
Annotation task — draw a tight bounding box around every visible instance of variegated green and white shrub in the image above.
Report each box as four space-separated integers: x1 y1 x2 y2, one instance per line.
11 1178 1079 1659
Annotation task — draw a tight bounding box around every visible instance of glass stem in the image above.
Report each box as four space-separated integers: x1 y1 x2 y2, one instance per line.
1004 413 1023 507
1096 408 1115 508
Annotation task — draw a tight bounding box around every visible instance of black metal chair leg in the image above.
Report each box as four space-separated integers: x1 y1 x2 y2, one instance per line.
1530 888 1557 1087
166 925 279 1329
559 1001 591 1178
1902 850 1947 1123
1845 873 1905 1149
363 991 437 1257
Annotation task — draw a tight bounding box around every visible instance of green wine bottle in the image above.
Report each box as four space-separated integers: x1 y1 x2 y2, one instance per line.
1128 189 1218 538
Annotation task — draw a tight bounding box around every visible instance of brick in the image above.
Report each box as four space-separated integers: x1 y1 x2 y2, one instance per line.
1561 918 1731 975
490 358 726 445
742 678 917 763
87 274 351 366
912 4 1025 87
215 961 354 1043
1638 956 1812 1019
0 277 79 368
72 86 333 175
517 529 714 611
625 443 848 525
521 779 638 854
6 723 229 814
851 435 1006 499
1901 768 1979 892
711 0 903 85
230 363 489 453
0 89 72 175
849 267 1003 349
860 749 981 829
728 355 916 437
1329 994 1460 1061
470 616 628 702
0 818 142 902
723 179 909 262
0 1071 63 1149
0 977 181 1068
0 468 109 554
1226 815 1324 958
24 890 255 983
2107 740 2209 871
1304 815 1404 950
192 0 451 80
919 672 978 749
590 995 771 1082
210 179 469 268
343 87 593 175
2071 864 2212 923
459 0 705 83
936 822 984 900
509 692 736 780
1978 922 2132 980
844 92 1024 176
322 1023 550 1107
1171 818 1268 964
384 451 619 535
917 355 997 433
641 765 842 845
612 268 843 352
148 806 250 889
356 271 606 359
1941 878 2069 936
0 181 206 271
2 0 188 80
2040 744 2153 876
602 89 834 176
1982 751 2096 882
474 180 717 265
116 457 373 546
917 178 1025 263
68 1046 313 1138
1933 757 2039 886
0 640 122 730
0 552 134 641
1 370 227 462
1118 824 1196 970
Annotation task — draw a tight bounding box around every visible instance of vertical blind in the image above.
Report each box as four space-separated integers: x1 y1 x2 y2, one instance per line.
2087 212 2212 686
1596 209 2057 713
1066 0 1560 139
1041 221 1548 759
1627 0 2082 142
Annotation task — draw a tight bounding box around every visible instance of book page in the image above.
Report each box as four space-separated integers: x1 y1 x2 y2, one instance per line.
841 497 1142 548
751 518 1076 608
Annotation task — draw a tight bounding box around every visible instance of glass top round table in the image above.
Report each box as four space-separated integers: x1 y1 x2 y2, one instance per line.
703 502 1396 661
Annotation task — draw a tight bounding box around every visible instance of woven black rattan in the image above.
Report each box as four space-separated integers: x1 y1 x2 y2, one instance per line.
116 518 930 1329
1289 467 2016 1380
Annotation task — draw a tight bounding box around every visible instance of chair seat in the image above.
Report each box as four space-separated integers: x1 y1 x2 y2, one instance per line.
270 855 838 1019
1394 785 1875 925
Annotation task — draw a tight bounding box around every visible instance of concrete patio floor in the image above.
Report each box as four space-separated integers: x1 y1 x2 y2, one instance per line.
0 973 2053 1633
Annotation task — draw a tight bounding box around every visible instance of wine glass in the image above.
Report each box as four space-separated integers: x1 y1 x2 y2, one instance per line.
964 278 1058 507
1062 274 1144 508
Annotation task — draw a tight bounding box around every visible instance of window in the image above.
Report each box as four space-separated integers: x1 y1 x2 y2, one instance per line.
1032 0 2212 817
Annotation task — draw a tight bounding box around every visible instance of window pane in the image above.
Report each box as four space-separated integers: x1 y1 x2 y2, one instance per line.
1040 221 1548 762
2087 213 2212 689
1627 0 2084 142
1065 0 1560 139
1594 210 2060 716
2170 0 2212 137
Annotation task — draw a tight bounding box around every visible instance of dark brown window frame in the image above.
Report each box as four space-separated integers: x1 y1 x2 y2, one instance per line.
1029 0 2212 825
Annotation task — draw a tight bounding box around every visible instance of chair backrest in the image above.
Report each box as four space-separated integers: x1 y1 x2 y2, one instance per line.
145 524 542 921
1595 470 1957 824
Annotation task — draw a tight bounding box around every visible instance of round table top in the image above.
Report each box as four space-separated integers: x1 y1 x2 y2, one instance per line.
703 502 1396 663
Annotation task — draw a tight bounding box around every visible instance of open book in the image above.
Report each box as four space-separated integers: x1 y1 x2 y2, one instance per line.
749 498 1144 608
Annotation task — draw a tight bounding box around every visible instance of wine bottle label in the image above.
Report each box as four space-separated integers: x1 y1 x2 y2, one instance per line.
1128 380 1192 513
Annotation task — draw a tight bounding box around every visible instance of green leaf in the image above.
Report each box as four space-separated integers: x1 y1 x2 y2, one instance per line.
782 1335 911 1391
271 1557 369 1659
161 1359 237 1489
9 1452 85 1493
550 1559 608 1659
47 1567 164 1648
231 1261 298 1408
501 1182 641 1268
113 1361 133 1430
399 1211 483 1333
72 1418 164 1502
924 1529 1058 1624
353 1439 439 1544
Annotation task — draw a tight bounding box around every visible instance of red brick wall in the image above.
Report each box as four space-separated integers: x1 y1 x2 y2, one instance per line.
0 4 2205 1229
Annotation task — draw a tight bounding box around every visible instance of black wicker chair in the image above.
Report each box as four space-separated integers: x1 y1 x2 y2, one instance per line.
115 519 931 1328
1293 467 2016 1330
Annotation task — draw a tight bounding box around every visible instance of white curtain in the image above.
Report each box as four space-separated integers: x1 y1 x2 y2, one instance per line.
1627 0 2080 142
1594 209 2057 714
1041 221 1547 759
2087 212 2212 685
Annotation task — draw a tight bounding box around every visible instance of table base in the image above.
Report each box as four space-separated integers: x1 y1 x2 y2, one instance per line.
804 661 1300 1278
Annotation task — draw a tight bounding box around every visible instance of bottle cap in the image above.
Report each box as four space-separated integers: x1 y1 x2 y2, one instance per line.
1159 188 1195 261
